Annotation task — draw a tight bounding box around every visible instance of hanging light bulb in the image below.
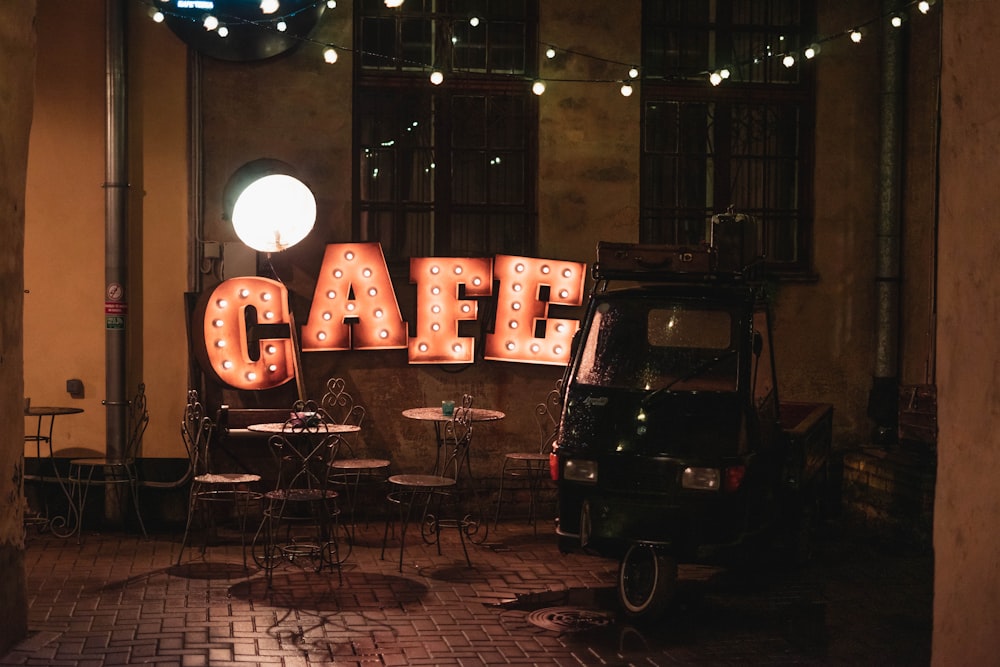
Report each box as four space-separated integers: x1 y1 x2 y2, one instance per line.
430 70 444 85
620 82 633 97
384 0 404 7
323 47 338 64
531 80 546 95
327 0 337 7
782 54 795 68
628 67 639 79
148 7 164 22
890 13 905 28
218 25 229 38
276 20 288 31
203 15 219 31
850 28 863 43
918 0 935 14
804 43 821 59
545 47 556 59
470 16 480 27
260 0 280 14
709 71 723 86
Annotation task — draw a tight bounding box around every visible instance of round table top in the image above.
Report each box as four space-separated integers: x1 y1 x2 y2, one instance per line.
402 407 506 422
25 406 84 417
246 422 361 434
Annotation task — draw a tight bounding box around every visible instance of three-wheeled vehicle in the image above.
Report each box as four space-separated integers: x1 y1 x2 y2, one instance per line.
551 220 833 620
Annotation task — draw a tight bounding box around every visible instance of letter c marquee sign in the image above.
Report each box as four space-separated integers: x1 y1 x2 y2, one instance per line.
194 242 586 390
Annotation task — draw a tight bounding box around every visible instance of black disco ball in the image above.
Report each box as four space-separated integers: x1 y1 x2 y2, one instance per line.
158 0 327 62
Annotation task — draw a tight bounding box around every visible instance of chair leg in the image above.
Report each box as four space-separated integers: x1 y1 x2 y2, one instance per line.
71 464 95 543
126 464 148 540
493 460 509 529
453 491 471 567
177 483 200 565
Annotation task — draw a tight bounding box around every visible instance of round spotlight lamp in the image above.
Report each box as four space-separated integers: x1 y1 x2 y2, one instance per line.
231 174 316 253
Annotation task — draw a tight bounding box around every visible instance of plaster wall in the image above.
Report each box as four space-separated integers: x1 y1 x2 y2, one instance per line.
934 1 1000 662
24 3 108 456
0 2 35 655
23 1 189 461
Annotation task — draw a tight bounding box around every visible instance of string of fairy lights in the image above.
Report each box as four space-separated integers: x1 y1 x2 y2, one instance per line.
141 0 940 97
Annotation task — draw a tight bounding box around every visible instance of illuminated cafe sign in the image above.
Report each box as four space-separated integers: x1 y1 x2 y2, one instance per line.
195 243 586 390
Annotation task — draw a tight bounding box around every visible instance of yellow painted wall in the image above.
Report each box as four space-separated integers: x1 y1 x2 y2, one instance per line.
25 1 188 459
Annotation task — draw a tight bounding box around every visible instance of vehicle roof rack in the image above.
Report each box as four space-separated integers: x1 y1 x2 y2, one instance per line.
592 212 764 283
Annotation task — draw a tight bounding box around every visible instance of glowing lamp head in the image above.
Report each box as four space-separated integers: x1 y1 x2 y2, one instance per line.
230 174 316 253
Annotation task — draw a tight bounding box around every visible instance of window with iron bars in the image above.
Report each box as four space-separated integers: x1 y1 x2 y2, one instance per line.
641 0 815 275
355 0 538 266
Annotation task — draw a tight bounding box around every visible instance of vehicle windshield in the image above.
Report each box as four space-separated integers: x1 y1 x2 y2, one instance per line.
574 299 738 392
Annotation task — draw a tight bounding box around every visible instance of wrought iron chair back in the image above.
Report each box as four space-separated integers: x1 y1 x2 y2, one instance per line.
534 380 563 455
178 389 261 567
493 379 563 530
438 396 475 484
68 382 150 541
181 389 215 478
319 377 367 456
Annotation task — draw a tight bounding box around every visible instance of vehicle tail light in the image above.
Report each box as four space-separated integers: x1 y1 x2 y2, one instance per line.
549 452 559 481
681 467 720 491
563 458 598 483
723 465 746 493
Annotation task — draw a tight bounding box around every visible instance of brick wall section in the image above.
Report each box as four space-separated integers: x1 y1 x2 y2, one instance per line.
842 449 936 547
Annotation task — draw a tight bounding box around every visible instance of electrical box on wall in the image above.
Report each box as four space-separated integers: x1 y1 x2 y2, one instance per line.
66 378 84 399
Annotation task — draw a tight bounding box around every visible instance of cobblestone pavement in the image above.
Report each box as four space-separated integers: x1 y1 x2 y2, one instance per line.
5 516 931 666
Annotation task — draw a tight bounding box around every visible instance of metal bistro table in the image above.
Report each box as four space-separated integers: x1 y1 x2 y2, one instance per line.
23 406 84 537
247 420 360 584
401 405 505 545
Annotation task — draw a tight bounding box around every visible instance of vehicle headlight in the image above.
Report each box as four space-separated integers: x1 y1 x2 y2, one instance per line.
682 466 720 491
563 458 598 483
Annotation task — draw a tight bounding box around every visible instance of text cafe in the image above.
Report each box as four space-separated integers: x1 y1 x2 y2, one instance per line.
194 242 588 391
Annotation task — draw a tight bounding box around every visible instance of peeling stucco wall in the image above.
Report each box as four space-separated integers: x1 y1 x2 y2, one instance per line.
0 2 35 656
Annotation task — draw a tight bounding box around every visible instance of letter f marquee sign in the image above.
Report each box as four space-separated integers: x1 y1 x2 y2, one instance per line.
195 243 586 390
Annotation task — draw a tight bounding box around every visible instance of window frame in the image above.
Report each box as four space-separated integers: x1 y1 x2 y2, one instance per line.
639 0 817 277
353 0 540 267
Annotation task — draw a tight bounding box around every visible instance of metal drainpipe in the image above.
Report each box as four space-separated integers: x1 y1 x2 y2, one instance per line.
104 0 128 512
188 50 203 296
869 0 904 445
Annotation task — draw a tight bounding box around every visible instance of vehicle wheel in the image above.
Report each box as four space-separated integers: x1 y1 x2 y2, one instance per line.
617 544 677 620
